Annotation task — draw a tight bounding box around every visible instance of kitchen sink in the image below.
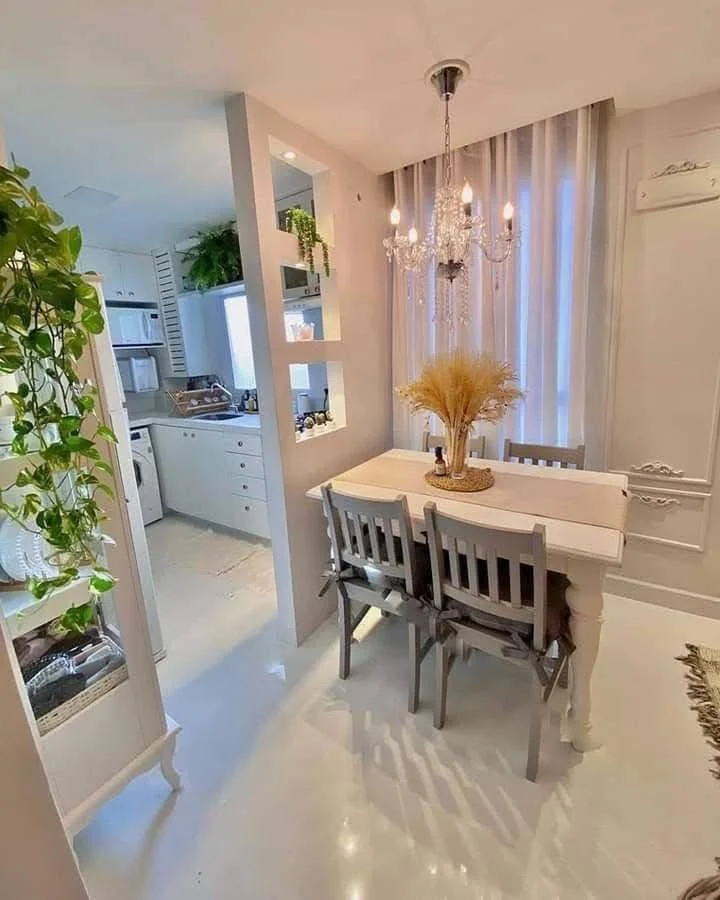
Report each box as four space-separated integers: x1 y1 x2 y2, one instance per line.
193 411 243 421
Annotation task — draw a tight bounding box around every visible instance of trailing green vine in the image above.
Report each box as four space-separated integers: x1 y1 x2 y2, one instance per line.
0 161 117 604
285 207 330 277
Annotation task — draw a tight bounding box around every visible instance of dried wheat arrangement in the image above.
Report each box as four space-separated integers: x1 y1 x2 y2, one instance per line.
398 350 522 475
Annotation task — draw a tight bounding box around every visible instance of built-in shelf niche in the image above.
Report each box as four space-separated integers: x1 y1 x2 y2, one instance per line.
281 263 341 344
291 360 346 442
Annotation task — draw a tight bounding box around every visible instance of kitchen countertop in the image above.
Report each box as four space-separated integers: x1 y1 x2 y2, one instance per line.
128 413 262 433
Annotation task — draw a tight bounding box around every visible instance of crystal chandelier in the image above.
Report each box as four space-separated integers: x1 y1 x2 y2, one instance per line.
383 60 517 325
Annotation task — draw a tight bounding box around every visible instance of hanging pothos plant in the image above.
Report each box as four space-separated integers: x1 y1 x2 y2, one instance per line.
285 207 330 277
182 220 243 291
0 160 117 605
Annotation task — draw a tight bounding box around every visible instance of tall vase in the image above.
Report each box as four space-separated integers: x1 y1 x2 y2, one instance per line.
446 424 469 479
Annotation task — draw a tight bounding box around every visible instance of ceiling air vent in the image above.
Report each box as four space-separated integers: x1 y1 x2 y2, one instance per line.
63 186 119 209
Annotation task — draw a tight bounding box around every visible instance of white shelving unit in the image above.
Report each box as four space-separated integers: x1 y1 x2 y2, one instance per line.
225 94 392 644
0 277 180 836
1 579 90 640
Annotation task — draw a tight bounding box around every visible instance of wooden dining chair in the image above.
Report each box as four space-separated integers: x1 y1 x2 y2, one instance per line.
422 431 487 458
423 502 573 781
321 484 434 713
503 439 585 469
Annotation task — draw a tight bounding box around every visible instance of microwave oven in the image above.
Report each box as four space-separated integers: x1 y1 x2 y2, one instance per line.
281 264 321 301
108 306 165 347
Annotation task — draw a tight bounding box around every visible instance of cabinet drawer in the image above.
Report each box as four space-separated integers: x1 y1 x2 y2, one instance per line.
223 432 262 456
225 452 265 479
231 497 269 539
229 474 266 501
627 487 710 552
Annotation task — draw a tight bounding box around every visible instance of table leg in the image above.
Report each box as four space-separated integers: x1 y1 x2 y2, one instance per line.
565 558 605 752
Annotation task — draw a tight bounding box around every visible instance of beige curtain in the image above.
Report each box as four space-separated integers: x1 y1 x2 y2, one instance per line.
392 102 609 459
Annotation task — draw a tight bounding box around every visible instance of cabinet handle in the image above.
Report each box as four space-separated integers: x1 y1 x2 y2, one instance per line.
242 484 248 490
115 290 123 296
240 462 246 469
191 432 195 438
183 431 188 437
244 505 250 512
631 493 680 507
237 440 244 447
128 291 135 297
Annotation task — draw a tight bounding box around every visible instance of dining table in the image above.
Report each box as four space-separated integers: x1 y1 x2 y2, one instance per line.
306 448 629 752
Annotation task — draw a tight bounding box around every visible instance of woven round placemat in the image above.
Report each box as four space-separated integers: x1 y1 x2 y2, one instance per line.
425 467 494 493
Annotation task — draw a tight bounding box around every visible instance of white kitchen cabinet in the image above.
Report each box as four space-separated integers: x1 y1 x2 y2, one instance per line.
152 424 195 516
78 247 124 300
152 425 222 519
78 247 158 305
152 423 269 538
121 252 158 303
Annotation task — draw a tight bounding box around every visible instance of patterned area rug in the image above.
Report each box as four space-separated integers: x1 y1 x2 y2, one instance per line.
676 645 720 898
678 644 720 780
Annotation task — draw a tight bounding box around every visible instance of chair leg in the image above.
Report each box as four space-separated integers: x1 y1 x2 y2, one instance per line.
559 655 570 690
434 642 451 730
526 673 546 782
408 623 421 714
338 589 352 680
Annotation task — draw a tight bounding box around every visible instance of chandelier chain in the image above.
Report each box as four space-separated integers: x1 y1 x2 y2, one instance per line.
443 96 452 187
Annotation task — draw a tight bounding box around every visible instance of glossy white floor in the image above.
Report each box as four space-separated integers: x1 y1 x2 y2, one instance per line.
75 517 720 900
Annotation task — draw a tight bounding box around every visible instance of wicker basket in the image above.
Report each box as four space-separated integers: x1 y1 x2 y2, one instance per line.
35 636 129 736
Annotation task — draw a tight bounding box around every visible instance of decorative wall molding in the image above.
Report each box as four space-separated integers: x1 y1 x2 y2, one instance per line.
630 461 684 477
649 159 710 178
605 573 720 620
626 486 711 552
631 493 680 507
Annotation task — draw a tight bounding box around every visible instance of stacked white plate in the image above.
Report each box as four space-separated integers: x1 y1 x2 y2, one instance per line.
0 517 59 583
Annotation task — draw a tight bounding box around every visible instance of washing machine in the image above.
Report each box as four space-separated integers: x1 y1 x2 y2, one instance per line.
130 427 163 525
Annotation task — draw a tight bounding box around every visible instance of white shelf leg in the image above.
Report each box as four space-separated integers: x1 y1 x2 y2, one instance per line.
159 728 182 792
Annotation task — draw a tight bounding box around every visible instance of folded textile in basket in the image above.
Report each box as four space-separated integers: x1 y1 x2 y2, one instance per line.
30 673 87 718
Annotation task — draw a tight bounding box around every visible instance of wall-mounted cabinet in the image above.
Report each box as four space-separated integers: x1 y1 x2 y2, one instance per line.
78 247 158 305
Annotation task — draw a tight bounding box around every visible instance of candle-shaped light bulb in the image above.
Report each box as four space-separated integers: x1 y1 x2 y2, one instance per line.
461 180 473 218
503 201 514 234
408 225 418 245
390 206 401 227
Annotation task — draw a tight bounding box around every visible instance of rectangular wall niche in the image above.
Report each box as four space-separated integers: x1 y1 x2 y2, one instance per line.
291 361 346 441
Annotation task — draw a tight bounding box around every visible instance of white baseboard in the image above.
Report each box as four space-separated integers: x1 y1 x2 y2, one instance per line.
605 573 720 619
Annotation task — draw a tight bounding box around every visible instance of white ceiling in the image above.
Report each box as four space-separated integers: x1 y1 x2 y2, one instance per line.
1 0 719 251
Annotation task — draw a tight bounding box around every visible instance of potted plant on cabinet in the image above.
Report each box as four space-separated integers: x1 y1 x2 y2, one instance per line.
181 221 243 291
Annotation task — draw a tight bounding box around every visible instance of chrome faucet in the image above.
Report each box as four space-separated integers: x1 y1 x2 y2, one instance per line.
211 381 237 410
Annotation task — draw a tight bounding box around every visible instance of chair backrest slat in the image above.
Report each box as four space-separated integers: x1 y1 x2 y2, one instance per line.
424 502 548 650
321 484 417 595
350 512 366 557
382 517 397 566
467 542 480 596
486 547 499 603
509 558 522 609
448 536 461 588
339 509 353 552
422 431 486 458
367 515 382 561
504 438 585 470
